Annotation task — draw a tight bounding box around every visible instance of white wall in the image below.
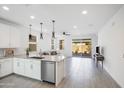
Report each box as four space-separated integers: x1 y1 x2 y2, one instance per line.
56 34 98 57
55 35 72 57
98 6 124 87
64 36 72 57
15 26 54 55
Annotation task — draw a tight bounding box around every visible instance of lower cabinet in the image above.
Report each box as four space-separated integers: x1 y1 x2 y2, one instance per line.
0 58 13 78
13 58 41 80
25 60 41 80
13 58 26 76
0 58 41 80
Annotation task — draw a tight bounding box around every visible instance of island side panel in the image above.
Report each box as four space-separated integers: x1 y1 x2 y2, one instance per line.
55 60 65 86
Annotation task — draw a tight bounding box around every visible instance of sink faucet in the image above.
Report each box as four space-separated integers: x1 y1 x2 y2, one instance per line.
39 49 42 57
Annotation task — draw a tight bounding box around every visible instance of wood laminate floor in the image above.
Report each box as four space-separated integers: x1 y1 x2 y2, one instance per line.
0 57 120 88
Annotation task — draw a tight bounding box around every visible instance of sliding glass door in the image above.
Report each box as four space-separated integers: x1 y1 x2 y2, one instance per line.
72 39 91 57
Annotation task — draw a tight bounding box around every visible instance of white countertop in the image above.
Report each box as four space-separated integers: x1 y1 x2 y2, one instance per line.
41 55 65 62
0 54 66 62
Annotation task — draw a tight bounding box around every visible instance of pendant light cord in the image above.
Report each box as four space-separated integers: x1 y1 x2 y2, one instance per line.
29 24 32 34
52 20 55 38
52 20 55 32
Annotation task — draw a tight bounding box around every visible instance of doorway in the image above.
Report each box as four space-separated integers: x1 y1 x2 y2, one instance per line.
72 39 92 57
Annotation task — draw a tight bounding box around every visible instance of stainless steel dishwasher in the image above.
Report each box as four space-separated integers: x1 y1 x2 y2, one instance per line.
41 61 55 83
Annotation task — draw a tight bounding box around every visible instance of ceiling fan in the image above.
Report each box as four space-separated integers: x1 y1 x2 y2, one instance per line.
62 32 71 36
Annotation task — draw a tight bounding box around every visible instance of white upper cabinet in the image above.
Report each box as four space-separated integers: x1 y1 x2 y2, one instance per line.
0 23 10 48
0 23 20 48
10 26 20 48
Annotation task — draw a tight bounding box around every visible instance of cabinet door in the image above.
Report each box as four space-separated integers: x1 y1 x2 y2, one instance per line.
1 61 13 77
0 59 13 77
10 26 20 48
13 59 25 75
24 61 32 78
31 61 41 80
0 23 10 48
25 60 41 80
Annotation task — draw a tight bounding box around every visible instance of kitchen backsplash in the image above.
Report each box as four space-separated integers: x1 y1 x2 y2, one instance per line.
0 48 15 57
4 48 14 57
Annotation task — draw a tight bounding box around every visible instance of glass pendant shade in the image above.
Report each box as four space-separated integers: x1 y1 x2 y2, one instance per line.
29 24 32 40
52 20 55 38
40 22 43 39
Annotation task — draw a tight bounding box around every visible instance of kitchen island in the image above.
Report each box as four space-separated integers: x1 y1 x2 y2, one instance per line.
0 55 66 87
41 55 65 86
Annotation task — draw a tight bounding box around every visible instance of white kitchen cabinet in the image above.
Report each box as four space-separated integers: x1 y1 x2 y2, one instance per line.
0 57 41 81
10 26 20 48
0 23 10 48
13 58 41 80
0 23 20 48
25 60 41 80
13 58 25 76
0 58 13 78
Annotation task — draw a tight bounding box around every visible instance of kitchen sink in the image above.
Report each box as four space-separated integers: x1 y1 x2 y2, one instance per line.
30 56 44 59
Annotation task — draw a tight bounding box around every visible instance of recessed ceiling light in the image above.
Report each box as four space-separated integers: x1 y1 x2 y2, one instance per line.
82 10 87 15
73 25 77 29
2 6 9 11
30 16 35 19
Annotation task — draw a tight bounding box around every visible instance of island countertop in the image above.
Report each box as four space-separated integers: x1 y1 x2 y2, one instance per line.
0 54 66 62
41 55 65 62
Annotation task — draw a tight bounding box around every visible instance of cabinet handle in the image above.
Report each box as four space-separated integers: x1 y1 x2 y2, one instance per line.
0 64 1 69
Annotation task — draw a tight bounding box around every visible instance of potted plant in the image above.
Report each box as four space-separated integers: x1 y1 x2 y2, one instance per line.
26 48 31 57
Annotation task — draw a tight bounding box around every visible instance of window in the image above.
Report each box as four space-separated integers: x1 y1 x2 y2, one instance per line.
59 40 64 50
29 44 37 51
29 35 37 52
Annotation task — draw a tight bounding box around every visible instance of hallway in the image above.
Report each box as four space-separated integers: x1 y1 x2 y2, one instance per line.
58 57 120 88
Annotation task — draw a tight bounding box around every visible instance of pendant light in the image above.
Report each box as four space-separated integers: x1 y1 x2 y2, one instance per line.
29 24 32 40
40 22 43 39
52 20 55 38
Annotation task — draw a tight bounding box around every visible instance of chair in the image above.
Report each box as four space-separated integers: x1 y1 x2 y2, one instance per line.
94 54 104 68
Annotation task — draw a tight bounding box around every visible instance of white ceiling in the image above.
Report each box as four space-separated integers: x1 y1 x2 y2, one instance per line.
0 4 123 36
